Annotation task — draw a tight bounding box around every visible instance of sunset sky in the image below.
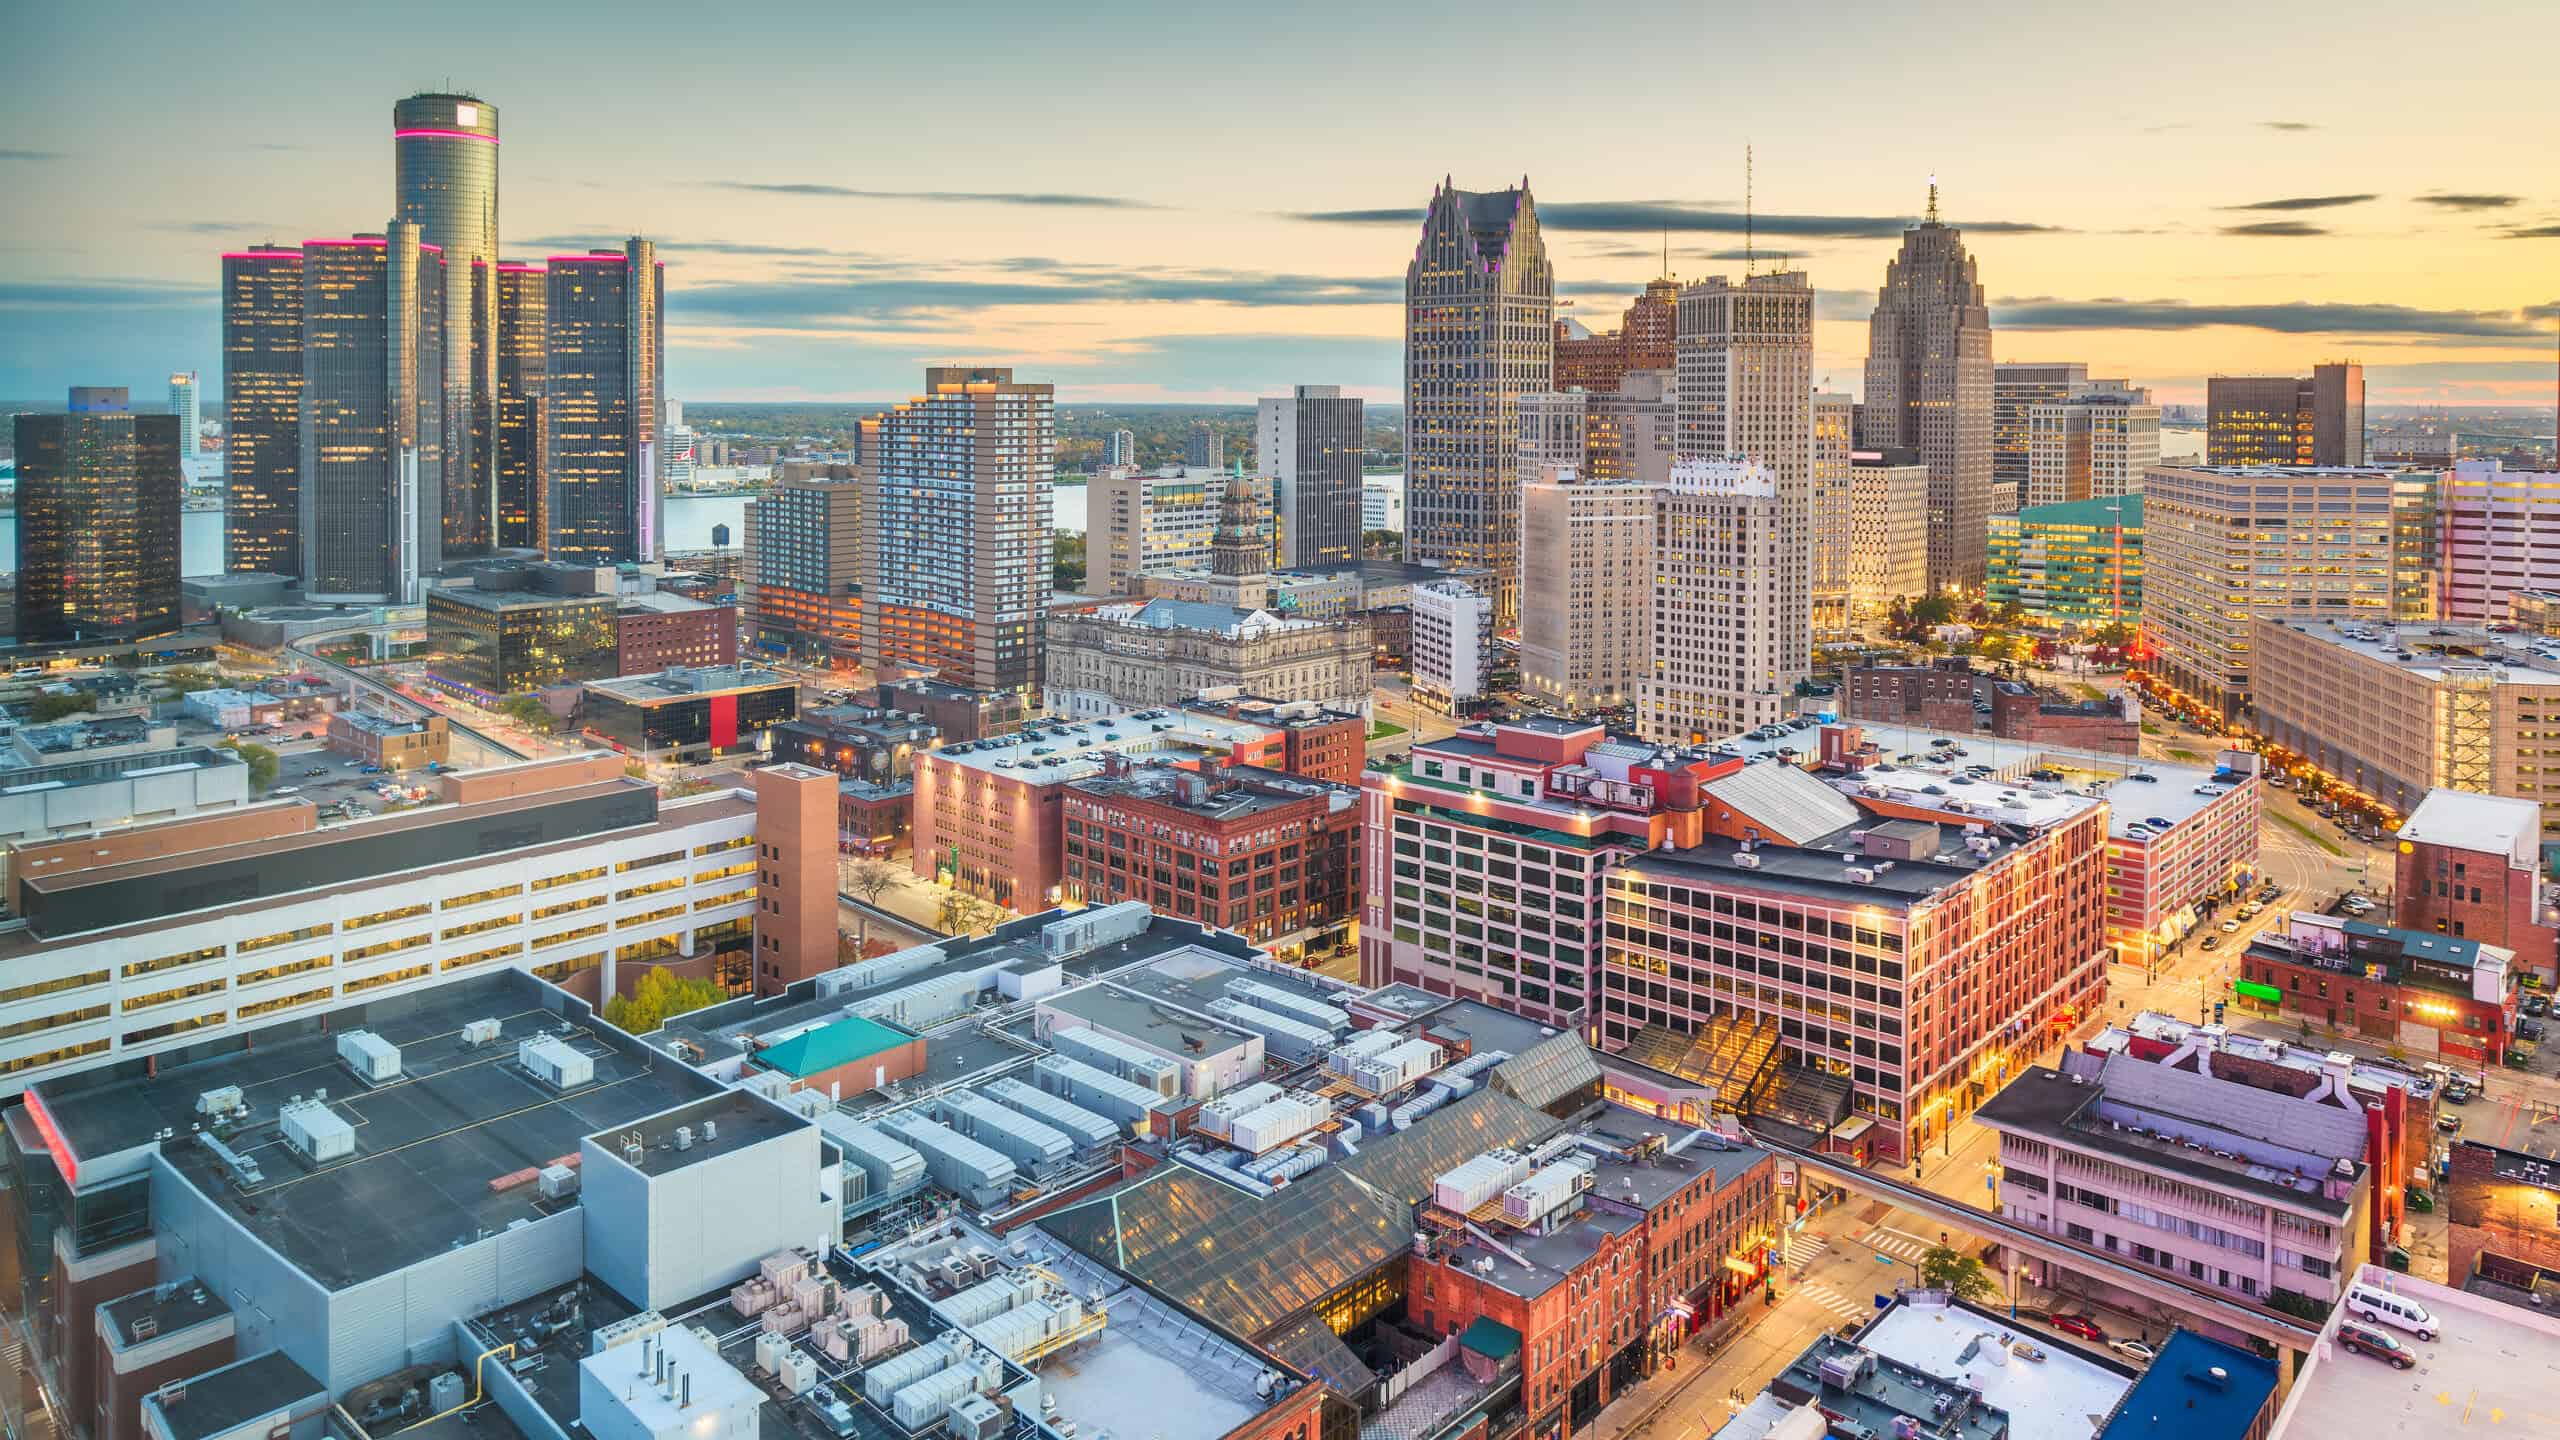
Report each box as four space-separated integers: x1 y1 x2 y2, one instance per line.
6 0 2556 410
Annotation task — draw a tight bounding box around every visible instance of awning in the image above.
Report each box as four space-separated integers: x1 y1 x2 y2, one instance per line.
1459 1315 1522 1362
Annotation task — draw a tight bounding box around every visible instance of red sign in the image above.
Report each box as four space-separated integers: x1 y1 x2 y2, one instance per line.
21 1088 78 1187
709 693 739 751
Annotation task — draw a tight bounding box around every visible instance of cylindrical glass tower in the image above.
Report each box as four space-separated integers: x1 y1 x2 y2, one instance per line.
393 91 499 561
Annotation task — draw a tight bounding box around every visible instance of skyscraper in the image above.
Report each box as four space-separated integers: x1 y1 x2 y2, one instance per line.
1521 467 1659 711
1257 384 1365 569
1553 276 1677 393
1640 459 1788 741
393 92 501 553
14 387 182 645
167 371 200 458
1518 373 1675 485
1403 177 1553 623
221 244 302 576
301 226 444 602
1992 362 2086 494
1675 269 1813 700
1859 188 1994 591
2026 389 2159 507
1184 419 1223 469
544 240 663 565
863 366 1054 697
1810 391 1855 635
492 260 545 549
1103 429 1136 468
2206 364 2365 466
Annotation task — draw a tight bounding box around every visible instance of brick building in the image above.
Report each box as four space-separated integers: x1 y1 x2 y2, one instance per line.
2444 1139 2560 1292
2231 912 2519 1064
871 676 1026 743
615 591 738 674
1844 658 2138 755
1181 692 1369 786
324 711 450 771
773 703 938 784
2394 791 2558 985
1061 758 1359 952
839 779 913 856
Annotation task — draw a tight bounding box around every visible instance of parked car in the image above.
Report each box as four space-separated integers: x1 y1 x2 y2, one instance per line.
2220 919 2242 933
2437 1113 2463 1134
2051 1315 2106 1342
2526 995 2552 1018
2337 1323 2416 1369
2342 1282 2438 1340
2520 1018 2548 1042
2108 1338 2157 1363
2200 936 2221 951
2444 1083 2474 1104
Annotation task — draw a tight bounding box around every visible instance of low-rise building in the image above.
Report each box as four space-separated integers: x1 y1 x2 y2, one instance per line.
1061 758 1359 952
872 675 1026 743
426 584 619 698
1844 658 2138 754
2272 1267 2560 1440
580 665 799 762
324 711 450 771
2444 1135 2560 1295
1179 691 1369 785
8 714 178 768
1046 597 1372 720
2229 911 2518 1064
1411 579 1493 714
181 687 284 730
615 589 738 674
2393 791 2556 984
771 702 937 784
838 777 913 856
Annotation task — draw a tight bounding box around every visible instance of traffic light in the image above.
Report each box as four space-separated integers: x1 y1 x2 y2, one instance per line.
2214 1000 2226 1023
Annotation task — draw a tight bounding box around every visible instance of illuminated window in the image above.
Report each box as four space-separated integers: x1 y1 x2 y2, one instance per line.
0 969 109 1006
535 922 609 950
121 977 228 1014
616 876 684 902
344 932 432 963
692 835 753 858
240 923 333 953
122 945 226 980
442 913 523 942
533 950 604 983
442 943 520 972
443 883 523 910
345 903 431 931
693 887 755 912
239 955 332 987
1 1038 109 1076
615 849 687 874
237 985 334 1021
344 963 433 995
0 1003 109 1042
123 1011 228 1047
532 894 606 922
620 903 686 928
693 860 756 885
532 865 609 892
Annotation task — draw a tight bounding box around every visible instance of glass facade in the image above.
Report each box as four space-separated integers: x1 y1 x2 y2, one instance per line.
426 591 618 696
222 246 304 577
545 243 663 564
493 263 546 549
1987 494 2144 626
393 92 500 554
301 228 444 602
12 396 182 645
583 681 797 758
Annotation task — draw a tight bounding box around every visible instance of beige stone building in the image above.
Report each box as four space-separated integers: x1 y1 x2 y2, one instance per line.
1521 467 1660 711
1088 465 1223 597
1849 449 1930 615
1045 599 1372 719
1640 459 1789 742
1811 391 1854 635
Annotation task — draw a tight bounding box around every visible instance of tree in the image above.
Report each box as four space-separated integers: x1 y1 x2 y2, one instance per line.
155 666 220 698
1919 1245 1998 1304
847 859 900 907
220 739 280 792
1908 593 1959 632
1362 528 1403 559
1053 533 1088 592
28 691 93 723
602 966 729 1034
496 694 555 733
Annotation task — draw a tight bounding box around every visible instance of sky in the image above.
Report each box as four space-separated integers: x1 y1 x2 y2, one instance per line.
5 0 2558 411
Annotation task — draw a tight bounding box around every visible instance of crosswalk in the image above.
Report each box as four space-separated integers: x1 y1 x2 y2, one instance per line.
1782 1232 1831 1268
1861 1228 1934 1263
1793 1281 1875 1323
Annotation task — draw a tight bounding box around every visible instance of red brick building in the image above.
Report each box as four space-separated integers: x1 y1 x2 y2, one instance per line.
1552 279 1678 395
1181 693 1369 786
2232 913 2519 1064
2395 792 2558 985
1061 758 1358 951
617 593 738 675
839 778 913 856
2446 1139 2560 1293
1844 658 2137 754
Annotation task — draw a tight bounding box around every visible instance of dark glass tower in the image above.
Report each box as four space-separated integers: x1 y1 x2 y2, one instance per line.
301 225 445 602
494 261 546 549
13 387 182 645
544 240 662 564
393 92 499 554
222 243 304 577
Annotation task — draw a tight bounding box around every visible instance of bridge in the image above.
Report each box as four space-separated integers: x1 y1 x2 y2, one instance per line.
284 625 525 766
1743 1128 2324 1354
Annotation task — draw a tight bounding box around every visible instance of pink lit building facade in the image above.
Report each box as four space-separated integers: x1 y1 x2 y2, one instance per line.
2437 461 2560 622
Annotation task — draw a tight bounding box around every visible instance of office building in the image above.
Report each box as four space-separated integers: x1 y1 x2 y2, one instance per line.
2252 620 2560 834
12 388 183 649
1179 692 1370 785
1848 448 1929 615
1090 465 1223 596
1980 1019 2402 1310
545 240 664 564
2142 466 2436 715
1988 494 2143 627
583 665 798 762
1061 758 1359 948
1811 391 1854 635
2394 790 2556 984
1553 276 1678 393
1640 459 1789 742
743 464 866 667
492 260 545 548
1994 362 2087 493
220 244 304 577
393 91 502 551
2206 363 2365 468
1858 192 1994 590
1675 271 1813 693
2230 911 2518 1065
862 366 1054 697
1842 660 2138 753
1045 597 1371 718
1258 385 1365 569
1404 179 1554 623
1517 371 1676 486
616 590 735 675
425 581 619 697
1185 419 1223 469
871 676 1026 743
1411 578 1493 713
166 371 199 458
302 227 447 602
2434 461 2560 621
1521 469 1659 712
1363 478 1403 534
1102 428 1135 468
2027 390 2160 507
2087 747 2263 963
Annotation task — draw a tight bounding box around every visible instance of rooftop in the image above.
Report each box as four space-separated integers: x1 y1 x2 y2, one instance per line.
145 1349 324 1440
925 709 1276 786
1768 1333 2009 1440
1625 834 2000 911
584 664 794 702
335 711 438 737
1974 1066 2356 1219
15 714 162 754
1067 761 1347 822
2006 494 2145 529
2270 1266 2560 1440
615 590 720 616
99 1277 229 1351
2398 789 2541 863
2097 1330 2276 1440
1041 982 1262 1059
429 586 614 613
749 1012 916 1079
1859 1298 2134 1440
2262 619 2560 687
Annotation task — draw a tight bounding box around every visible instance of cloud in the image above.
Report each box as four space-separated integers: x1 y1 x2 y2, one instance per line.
2259 121 2319 132
672 265 1401 329
1291 200 2066 237
523 233 887 262
2219 194 2374 212
149 221 284 237
0 148 64 161
704 181 1161 210
2415 192 2520 210
0 278 211 309
2502 225 2560 239
1990 295 2548 341
2219 221 2330 237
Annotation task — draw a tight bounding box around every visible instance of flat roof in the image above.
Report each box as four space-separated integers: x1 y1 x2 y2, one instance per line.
99 1278 229 1351
929 709 1276 785
2399 789 2540 860
2099 1330 2276 1440
1067 762 1343 821
1626 834 1992 910
1975 1067 2354 1220
751 1013 916 1078
145 1349 323 1440
1044 981 1261 1058
2270 1265 2560 1440
429 587 614 612
603 1090 806 1177
585 665 794 702
1859 1299 2133 1440
2263 619 2560 686
1770 1333 2009 1440
615 590 718 615
1438 1205 1641 1299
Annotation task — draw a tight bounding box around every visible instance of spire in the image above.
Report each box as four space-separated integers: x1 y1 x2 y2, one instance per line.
1211 473 1267 581
1926 174 1939 225
1745 142 1756 276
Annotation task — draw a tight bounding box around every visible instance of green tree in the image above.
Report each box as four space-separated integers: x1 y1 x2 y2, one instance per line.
28 691 94 723
1908 593 1959 632
496 694 555 733
1053 533 1088 591
155 666 221 698
1362 528 1403 558
220 739 279 791
1919 1245 1998 1304
602 966 729 1034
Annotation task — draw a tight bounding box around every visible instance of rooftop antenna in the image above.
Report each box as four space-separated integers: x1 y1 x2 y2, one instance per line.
1926 174 1940 225
1745 143 1756 276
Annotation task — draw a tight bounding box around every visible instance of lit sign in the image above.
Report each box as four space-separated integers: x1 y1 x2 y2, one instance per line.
21 1088 78 1188
454 104 478 127
2234 980 2283 1004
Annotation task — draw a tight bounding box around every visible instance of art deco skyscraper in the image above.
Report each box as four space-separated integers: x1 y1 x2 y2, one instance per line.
1676 269 1813 695
222 244 303 576
1810 390 1855 635
493 261 546 549
1258 384 1365 569
545 240 663 564
1404 178 1553 622
1859 188 1994 591
394 92 500 553
862 366 1055 697
13 388 182 645
302 225 445 602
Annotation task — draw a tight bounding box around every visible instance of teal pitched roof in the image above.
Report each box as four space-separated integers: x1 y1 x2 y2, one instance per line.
1459 1315 1521 1361
752 1014 911 1078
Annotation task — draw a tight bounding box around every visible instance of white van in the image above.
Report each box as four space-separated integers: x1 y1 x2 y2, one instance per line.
2343 1282 2437 1341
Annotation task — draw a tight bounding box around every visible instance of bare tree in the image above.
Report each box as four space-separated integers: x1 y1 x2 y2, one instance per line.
847 859 899 907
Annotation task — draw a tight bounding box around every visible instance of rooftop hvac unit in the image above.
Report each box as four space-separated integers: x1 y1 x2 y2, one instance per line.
1040 900 1153 958
1032 1055 1170 1130
1433 1149 1532 1213
1049 1026 1182 1095
1328 1029 1401 1074
518 1035 594 1091
590 1311 667 1355
952 1393 1008 1440
1228 1094 1330 1155
195 1085 245 1119
936 1092 1074 1170
1205 998 1336 1063
279 1098 354 1163
460 1018 502 1049
1225 979 1351 1034
874 1113 1019 1198
980 1077 1121 1149
1196 1081 1285 1138
337 1030 402 1084
537 1164 579 1200
1816 1349 1875 1391
1733 852 1763 870
427 1372 465 1411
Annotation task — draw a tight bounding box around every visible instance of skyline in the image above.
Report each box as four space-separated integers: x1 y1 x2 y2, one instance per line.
6 0 2559 409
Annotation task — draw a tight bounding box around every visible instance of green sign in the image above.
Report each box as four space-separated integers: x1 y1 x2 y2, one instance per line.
2234 979 2283 1004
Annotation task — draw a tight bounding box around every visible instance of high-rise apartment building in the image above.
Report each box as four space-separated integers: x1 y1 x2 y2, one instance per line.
1859 195 1994 591
1676 271 1813 701
863 367 1054 697
2206 364 2366 467
1090 466 1222 596
491 261 545 549
744 466 866 667
1641 459 1789 741
393 92 501 552
544 240 663 565
1184 419 1223 469
1811 391 1855 635
2142 465 2436 715
2026 389 2160 507
1518 371 1676 486
1848 449 1930 616
2429 461 2560 622
1992 362 2086 493
221 244 303 576
1103 428 1136 467
1521 468 1659 711
13 388 182 646
301 226 445 603
167 371 200 458
1404 178 1553 623
1257 385 1365 569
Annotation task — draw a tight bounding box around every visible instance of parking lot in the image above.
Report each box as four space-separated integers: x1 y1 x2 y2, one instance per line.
269 746 444 823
